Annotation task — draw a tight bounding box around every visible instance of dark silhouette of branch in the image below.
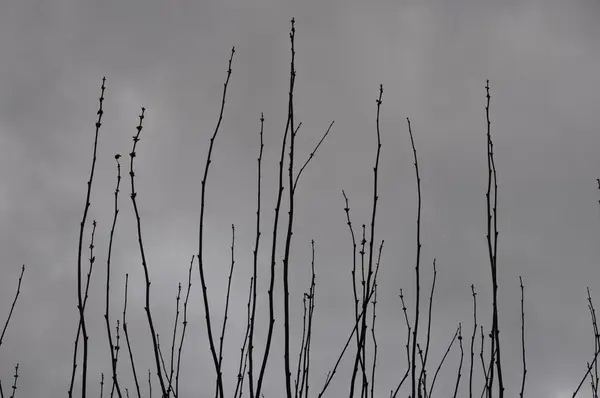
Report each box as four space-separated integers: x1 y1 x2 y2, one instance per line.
429 325 460 397
71 77 105 398
469 285 478 398
70 219 98 397
406 116 423 398
9 364 18 398
519 277 526 398
350 84 384 398
105 155 123 398
110 320 121 398
128 107 168 398
122 274 141 398
452 323 464 398
233 278 253 398
292 120 334 192
318 286 377 398
391 289 412 398
175 256 193 397
370 283 378 398
485 80 504 398
215 224 236 397
196 46 235 398
166 283 181 396
282 17 298 398
418 260 437 394
248 113 264 398
0 264 25 350
100 373 105 398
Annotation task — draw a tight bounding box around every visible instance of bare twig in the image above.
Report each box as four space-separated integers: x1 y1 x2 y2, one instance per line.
318 286 378 398
485 80 504 398
175 257 194 397
71 77 106 398
282 18 298 398
9 364 18 398
469 285 478 398
452 324 464 398
233 278 253 398
166 283 182 396
215 224 237 397
248 113 264 398
406 116 423 398
197 46 235 398
128 107 168 398
105 155 123 398
122 274 141 398
429 326 460 397
391 289 412 398
0 265 25 350
418 260 437 393
519 277 526 398
292 120 334 192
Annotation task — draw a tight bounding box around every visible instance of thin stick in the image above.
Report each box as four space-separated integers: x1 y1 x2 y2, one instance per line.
452 324 464 398
485 80 504 398
469 285 478 398
429 326 460 397
0 265 25 349
418 260 437 393
71 77 106 398
282 18 298 398
519 277 526 398
129 107 167 397
175 257 194 397
197 46 235 398
122 275 141 398
233 278 253 398
215 224 236 397
105 155 123 398
407 116 423 398
248 113 264 398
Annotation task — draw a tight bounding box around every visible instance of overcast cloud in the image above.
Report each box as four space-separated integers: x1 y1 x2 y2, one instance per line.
1 0 600 397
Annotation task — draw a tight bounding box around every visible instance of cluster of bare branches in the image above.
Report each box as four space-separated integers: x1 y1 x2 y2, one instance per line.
5 17 600 398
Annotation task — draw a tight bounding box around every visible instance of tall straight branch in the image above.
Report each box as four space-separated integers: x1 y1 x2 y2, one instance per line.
105 155 124 398
197 47 235 398
282 18 298 398
129 108 168 398
407 117 422 398
255 35 292 398
72 77 105 398
248 113 264 398
485 80 504 397
349 84 384 398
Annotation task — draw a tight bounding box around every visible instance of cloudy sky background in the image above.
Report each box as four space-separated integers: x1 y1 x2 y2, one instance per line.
1 0 600 397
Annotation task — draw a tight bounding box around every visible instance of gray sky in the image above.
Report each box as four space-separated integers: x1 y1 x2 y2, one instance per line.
1 0 599 397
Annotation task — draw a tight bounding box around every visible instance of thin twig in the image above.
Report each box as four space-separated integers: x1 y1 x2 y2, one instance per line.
452 324 464 398
122 274 141 398
429 326 460 397
215 224 236 397
0 265 25 350
248 113 264 398
197 46 235 398
519 277 527 398
469 285 478 398
71 77 106 398
175 257 194 397
105 155 123 398
128 107 168 397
